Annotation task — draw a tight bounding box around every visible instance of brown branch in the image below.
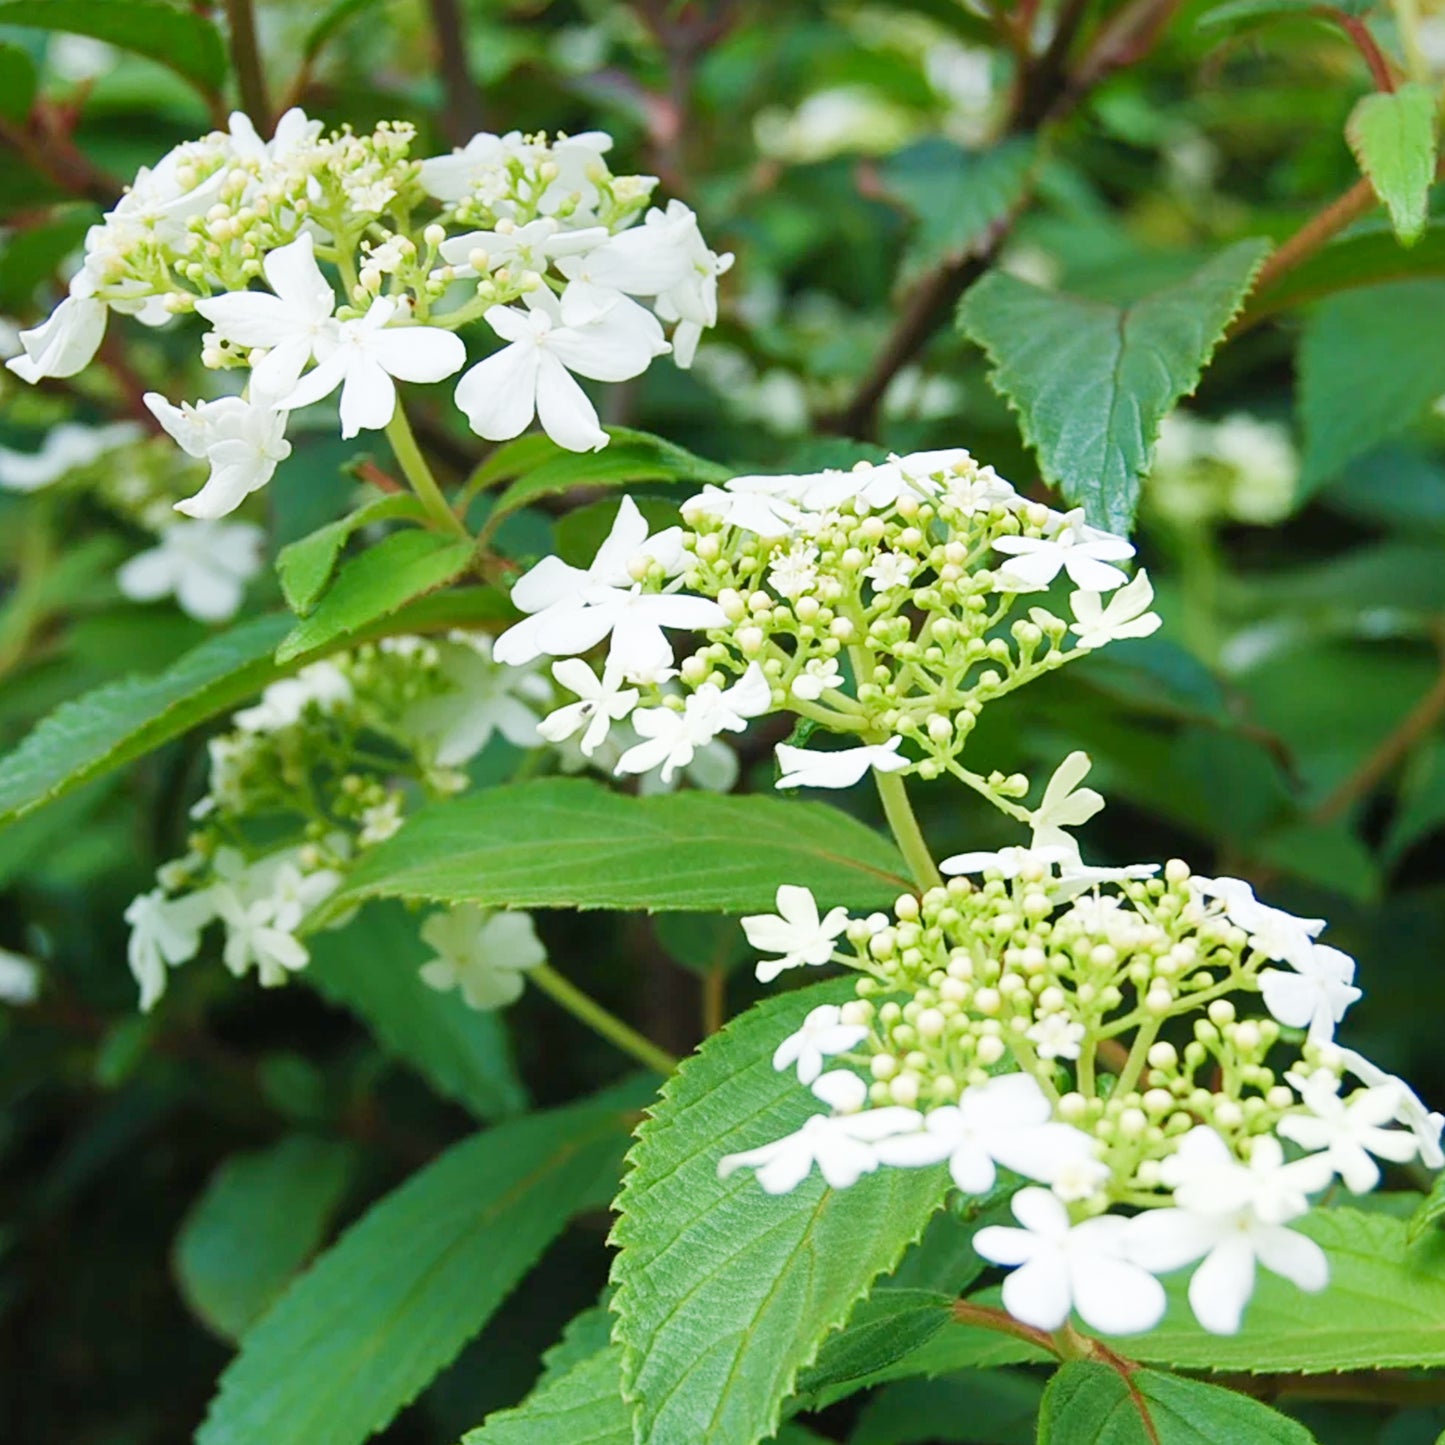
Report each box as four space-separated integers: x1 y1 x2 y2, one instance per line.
1248 175 1378 301
952 1297 1063 1356
0 106 121 207
1330 10 1397 91
426 0 486 146
224 0 271 127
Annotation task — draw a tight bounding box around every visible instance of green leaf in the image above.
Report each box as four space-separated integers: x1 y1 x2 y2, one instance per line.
275 530 479 663
302 0 387 61
0 0 227 94
880 138 1036 283
1347 83 1439 247
536 1300 616 1390
1386 738 1445 861
461 1345 631 1445
480 426 731 538
1036 1364 1316 1444
958 241 1268 532
331 777 912 917
0 40 37 124
851 1371 1044 1445
174 1135 357 1343
276 494 430 616
610 980 950 1445
793 1289 955 1404
304 902 527 1120
196 1085 647 1445
1298 280 1445 491
1197 0 1374 30
0 589 507 829
1409 1172 1445 1243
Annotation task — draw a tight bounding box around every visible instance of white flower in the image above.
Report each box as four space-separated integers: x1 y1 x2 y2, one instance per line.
791 656 843 702
226 105 323 164
774 737 910 790
1051 860 1160 901
145 391 293 520
0 421 143 492
438 217 608 278
124 888 215 1011
1278 1071 1418 1192
358 796 405 846
116 519 264 623
615 664 770 782
772 1004 868 1084
1029 751 1104 858
685 483 805 539
1027 1012 1085 1061
419 130 524 202
278 294 466 439
6 290 107 383
742 884 850 983
940 844 1075 878
1127 1129 1331 1335
812 1069 868 1113
234 660 353 733
1069 570 1161 650
974 1188 1167 1335
537 658 639 756
493 496 723 675
1258 944 1361 1044
863 551 915 593
1193 875 1324 967
194 233 341 398
717 1107 923 1194
454 286 668 452
418 905 547 1010
1338 1047 1445 1168
211 853 339 987
557 201 699 298
874 1074 1100 1194
993 508 1134 593
768 544 820 598
638 199 734 367
0 947 38 1005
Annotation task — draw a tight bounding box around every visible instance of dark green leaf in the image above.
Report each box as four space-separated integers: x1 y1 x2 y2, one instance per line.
794 1290 954 1403
174 1135 357 1343
276 493 430 616
1198 0 1374 30
958 241 1268 531
1347 83 1439 247
331 777 912 917
0 0 227 94
851 1371 1044 1445
0 40 37 124
302 0 387 61
461 1346 631 1445
196 1085 648 1445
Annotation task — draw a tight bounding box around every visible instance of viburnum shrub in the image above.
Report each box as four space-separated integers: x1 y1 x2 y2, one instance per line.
4 5 1445 1445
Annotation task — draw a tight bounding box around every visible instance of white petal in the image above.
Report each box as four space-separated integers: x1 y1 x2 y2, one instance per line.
376 326 467 383
1000 1255 1072 1331
1070 1252 1167 1336
455 346 540 440
338 356 397 436
1188 1235 1256 1335
535 351 607 451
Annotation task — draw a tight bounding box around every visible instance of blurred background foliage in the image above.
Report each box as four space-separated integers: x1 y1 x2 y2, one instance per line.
3 0 1445 1441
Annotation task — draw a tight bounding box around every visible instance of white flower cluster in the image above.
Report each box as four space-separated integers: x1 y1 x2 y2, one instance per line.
720 830 1441 1339
496 448 1160 792
7 111 729 516
1149 410 1298 528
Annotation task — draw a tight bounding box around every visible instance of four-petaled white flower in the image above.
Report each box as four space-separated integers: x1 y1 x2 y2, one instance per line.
1193 875 1324 967
717 1106 923 1194
438 217 608 279
1259 943 1361 1044
493 496 722 677
637 199 734 367
616 664 771 782
874 1074 1100 1195
210 851 340 987
117 519 265 623
772 1004 869 1085
195 233 341 398
811 1069 868 1114
538 658 640 756
418 904 547 1010
455 286 668 452
1029 751 1104 858
769 544 820 599
145 391 293 519
791 656 843 702
278 294 466 438
974 1187 1167 1336
1338 1047 1445 1169
741 884 850 983
992 508 1134 593
1126 1127 1331 1335
940 843 1075 878
774 737 910 790
1068 570 1161 650
1278 1070 1418 1192
1027 1012 1086 1061
125 888 215 1011
863 551 915 593
0 421 143 492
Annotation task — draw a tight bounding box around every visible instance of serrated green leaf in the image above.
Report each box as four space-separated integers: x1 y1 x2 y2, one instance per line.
536 1299 615 1389
0 589 508 829
1037 1364 1316 1444
0 40 37 123
793 1289 954 1402
173 1135 357 1343
275 530 479 662
330 777 912 917
610 980 950 1445
880 138 1036 283
851 1370 1044 1445
958 241 1268 532
196 1085 648 1445
304 902 527 1120
1298 280 1445 492
0 0 227 94
276 493 430 616
462 1345 631 1445
1348 83 1439 247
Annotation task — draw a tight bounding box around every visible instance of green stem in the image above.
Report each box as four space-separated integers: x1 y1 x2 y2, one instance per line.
875 769 942 890
1113 1017 1160 1097
529 964 678 1076
385 407 470 539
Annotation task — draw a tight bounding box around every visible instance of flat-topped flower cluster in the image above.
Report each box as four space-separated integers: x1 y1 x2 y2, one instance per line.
499 447 1159 792
8 110 730 515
